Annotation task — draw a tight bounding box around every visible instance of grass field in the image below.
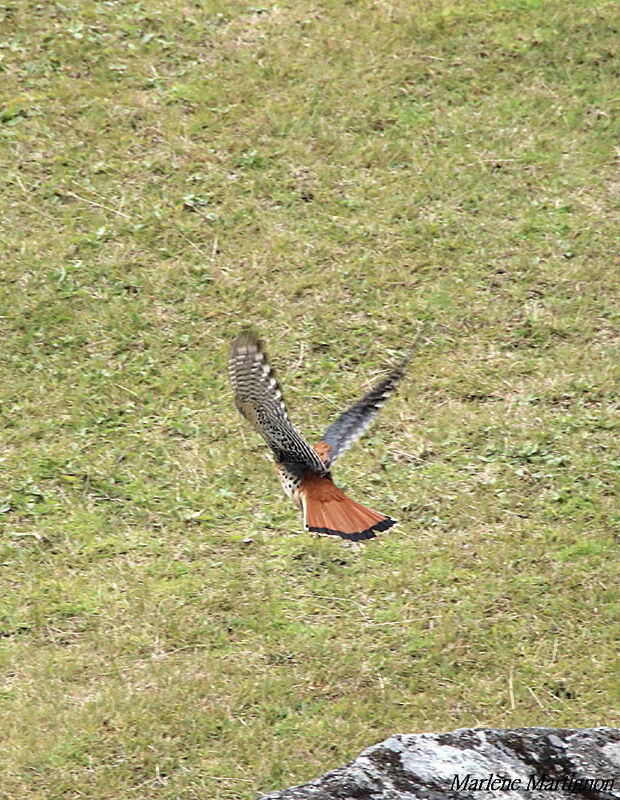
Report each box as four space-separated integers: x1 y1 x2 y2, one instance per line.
1 0 619 797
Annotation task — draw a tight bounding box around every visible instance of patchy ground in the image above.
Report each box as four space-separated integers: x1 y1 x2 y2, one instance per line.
1 1 618 798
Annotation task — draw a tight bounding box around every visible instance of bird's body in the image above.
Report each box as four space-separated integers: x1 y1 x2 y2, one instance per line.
228 331 408 541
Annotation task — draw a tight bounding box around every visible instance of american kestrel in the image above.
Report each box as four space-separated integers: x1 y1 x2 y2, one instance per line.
228 332 407 541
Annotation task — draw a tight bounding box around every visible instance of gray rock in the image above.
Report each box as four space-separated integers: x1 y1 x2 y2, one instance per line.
258 727 620 800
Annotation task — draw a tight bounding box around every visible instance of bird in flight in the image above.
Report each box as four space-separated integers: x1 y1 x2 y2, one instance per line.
228 331 408 541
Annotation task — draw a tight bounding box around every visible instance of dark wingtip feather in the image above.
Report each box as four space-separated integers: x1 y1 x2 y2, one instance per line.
307 516 396 542
230 329 261 354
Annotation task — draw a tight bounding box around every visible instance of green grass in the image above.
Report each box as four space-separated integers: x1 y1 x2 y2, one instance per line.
1 0 619 797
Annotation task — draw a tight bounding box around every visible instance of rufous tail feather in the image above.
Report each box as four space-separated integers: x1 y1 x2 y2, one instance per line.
300 473 395 541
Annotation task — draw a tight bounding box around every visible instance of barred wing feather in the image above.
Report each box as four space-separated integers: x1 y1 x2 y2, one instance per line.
229 332 328 475
320 362 406 465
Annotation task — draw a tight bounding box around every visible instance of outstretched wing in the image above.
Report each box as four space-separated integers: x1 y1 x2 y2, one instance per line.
318 361 407 466
228 331 328 475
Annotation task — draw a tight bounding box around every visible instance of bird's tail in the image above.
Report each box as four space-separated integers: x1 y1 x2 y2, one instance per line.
299 473 395 541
